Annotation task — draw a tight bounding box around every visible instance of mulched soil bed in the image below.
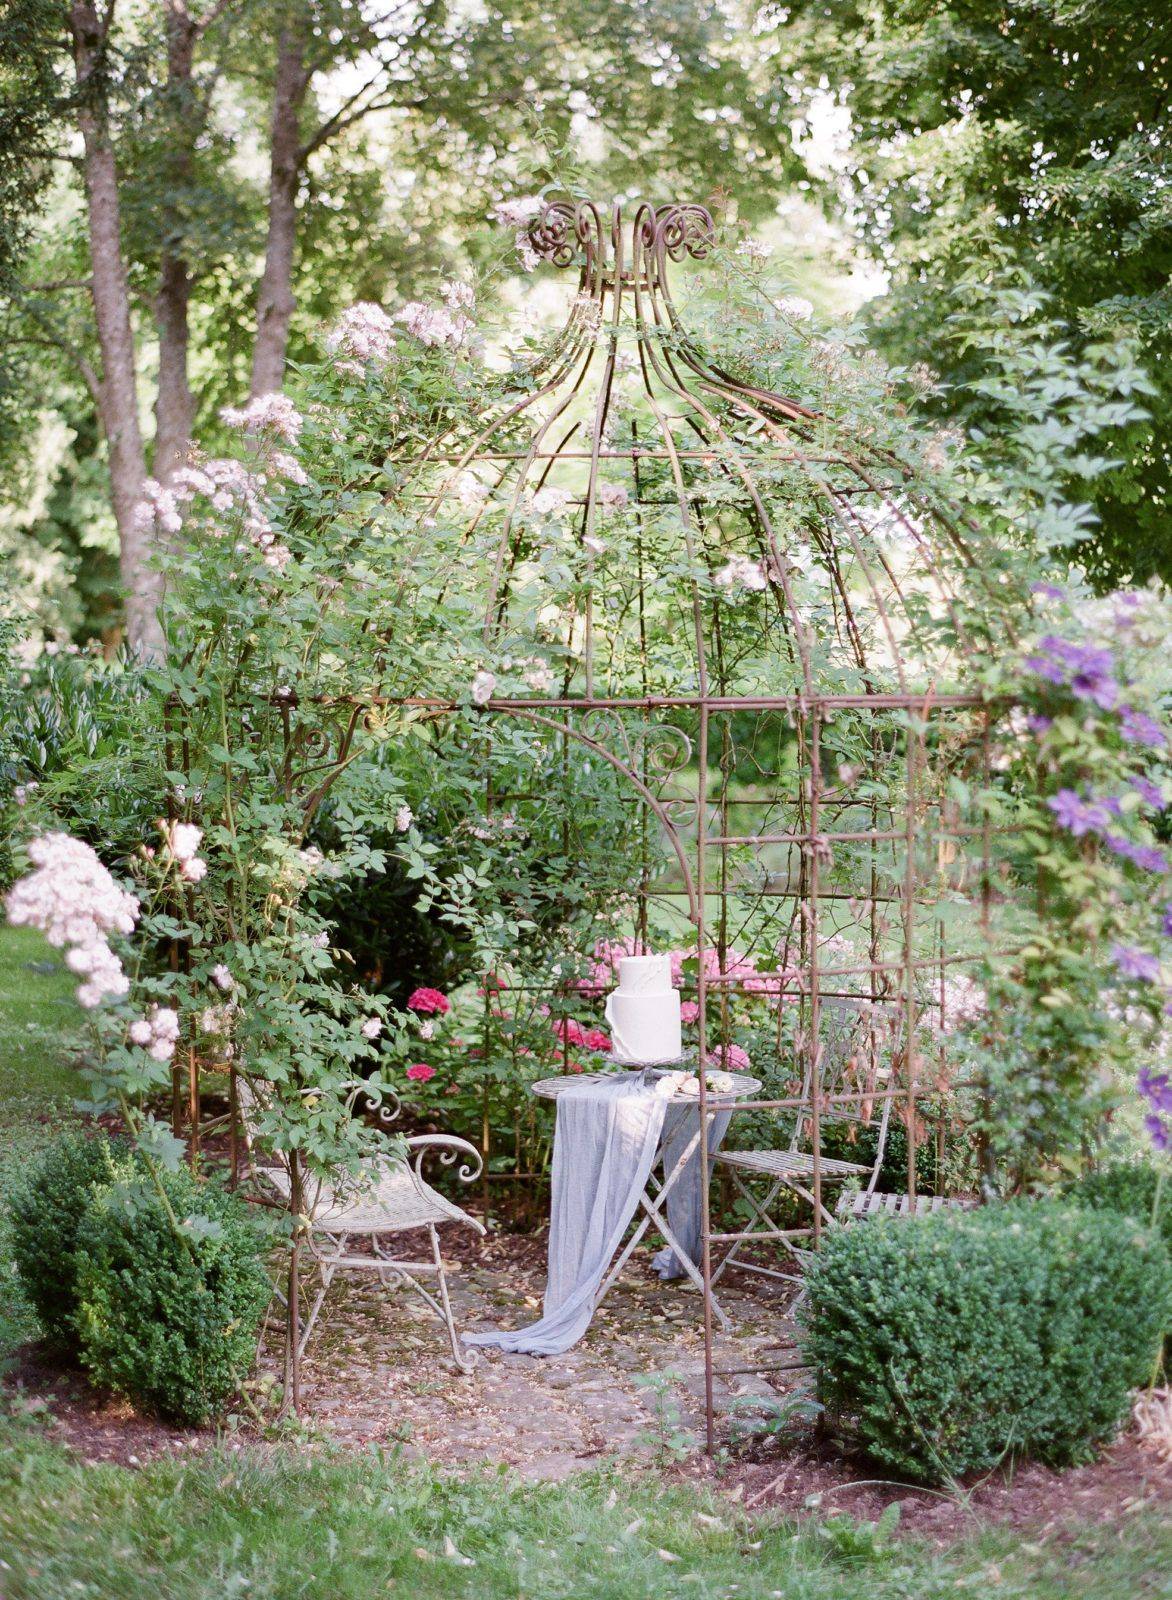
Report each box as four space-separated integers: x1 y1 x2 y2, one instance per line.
692 1428 1172 1544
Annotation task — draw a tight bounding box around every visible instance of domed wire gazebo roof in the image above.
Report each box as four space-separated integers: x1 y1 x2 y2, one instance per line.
394 197 986 711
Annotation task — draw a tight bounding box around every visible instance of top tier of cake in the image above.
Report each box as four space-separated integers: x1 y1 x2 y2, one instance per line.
615 953 673 996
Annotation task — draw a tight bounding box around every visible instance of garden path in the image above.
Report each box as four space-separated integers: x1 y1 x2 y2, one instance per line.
268 1226 798 1480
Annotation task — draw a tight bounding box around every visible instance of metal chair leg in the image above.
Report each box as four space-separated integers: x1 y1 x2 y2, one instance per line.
430 1224 475 1374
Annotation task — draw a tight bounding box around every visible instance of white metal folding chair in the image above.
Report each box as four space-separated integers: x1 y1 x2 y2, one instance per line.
239 1078 486 1371
711 999 894 1289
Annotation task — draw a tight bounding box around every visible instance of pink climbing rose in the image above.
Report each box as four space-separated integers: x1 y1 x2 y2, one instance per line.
405 1062 436 1082
406 986 451 1015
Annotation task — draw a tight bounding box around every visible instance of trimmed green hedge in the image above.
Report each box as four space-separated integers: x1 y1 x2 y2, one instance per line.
75 1166 270 1426
1065 1162 1172 1257
802 1201 1172 1483
10 1130 270 1424
8 1131 133 1353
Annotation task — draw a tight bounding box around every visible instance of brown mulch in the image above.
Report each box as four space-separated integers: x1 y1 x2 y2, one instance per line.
4 1347 214 1467
689 1426 1172 1544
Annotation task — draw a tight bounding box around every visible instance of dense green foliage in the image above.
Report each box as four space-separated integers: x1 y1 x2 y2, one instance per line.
1066 1161 1172 1258
778 0 1172 587
74 1167 269 1425
803 1202 1172 1482
7 1129 131 1353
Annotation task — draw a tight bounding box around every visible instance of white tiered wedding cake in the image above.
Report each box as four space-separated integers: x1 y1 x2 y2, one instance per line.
604 953 682 1064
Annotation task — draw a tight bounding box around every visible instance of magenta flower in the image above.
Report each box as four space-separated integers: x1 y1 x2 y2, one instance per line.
406 986 451 1015
405 1062 435 1082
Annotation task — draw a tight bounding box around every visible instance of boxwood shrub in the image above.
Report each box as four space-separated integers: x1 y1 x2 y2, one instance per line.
1065 1162 1172 1257
802 1201 1172 1483
8 1130 133 1353
74 1167 270 1425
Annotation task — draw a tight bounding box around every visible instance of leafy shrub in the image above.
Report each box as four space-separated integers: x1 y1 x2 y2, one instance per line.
802 1201 1172 1483
8 1131 133 1353
1065 1162 1172 1259
75 1168 270 1425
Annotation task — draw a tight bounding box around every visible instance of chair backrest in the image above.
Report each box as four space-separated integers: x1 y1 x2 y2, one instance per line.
792 998 898 1195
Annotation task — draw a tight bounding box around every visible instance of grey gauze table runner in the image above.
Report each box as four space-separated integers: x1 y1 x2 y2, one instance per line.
464 1072 731 1357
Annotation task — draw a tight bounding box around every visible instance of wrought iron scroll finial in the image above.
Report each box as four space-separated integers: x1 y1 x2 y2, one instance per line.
524 198 717 288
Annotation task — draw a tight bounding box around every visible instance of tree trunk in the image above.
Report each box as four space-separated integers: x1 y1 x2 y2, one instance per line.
153 0 198 483
249 20 309 398
70 0 164 658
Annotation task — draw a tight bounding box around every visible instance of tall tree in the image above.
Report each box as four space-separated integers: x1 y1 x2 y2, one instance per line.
777 0 1172 587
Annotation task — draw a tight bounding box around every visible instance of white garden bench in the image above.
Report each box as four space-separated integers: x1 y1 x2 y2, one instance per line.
238 1078 485 1371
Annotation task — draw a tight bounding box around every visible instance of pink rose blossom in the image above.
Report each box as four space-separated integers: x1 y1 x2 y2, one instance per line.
706 1043 751 1072
407 986 451 1016
680 1000 700 1025
405 1062 436 1082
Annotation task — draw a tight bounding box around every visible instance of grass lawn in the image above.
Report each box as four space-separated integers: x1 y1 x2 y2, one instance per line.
0 926 86 1358
2 1412 1171 1600
0 926 1170 1599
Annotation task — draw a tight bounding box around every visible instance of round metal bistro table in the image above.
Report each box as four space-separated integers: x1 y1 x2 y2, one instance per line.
529 1066 762 1327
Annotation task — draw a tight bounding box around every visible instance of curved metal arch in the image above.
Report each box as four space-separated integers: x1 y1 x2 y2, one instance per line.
491 703 700 924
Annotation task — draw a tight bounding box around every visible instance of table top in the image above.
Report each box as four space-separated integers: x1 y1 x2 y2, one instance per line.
529 1068 762 1105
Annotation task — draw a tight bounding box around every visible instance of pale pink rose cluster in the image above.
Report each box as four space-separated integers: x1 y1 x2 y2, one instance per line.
530 486 574 520
161 819 207 883
129 1004 181 1062
5 833 138 1009
471 669 496 706
714 555 769 594
395 283 475 350
325 301 397 367
491 195 545 271
220 392 303 445
132 458 293 572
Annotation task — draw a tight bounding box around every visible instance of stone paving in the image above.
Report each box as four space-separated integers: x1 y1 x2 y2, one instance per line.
274 1226 801 1479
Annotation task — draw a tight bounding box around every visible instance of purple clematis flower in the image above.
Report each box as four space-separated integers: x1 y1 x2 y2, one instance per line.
1119 706 1168 750
1112 944 1162 983
1132 776 1167 811
1024 636 1119 709
1047 789 1098 835
1104 835 1170 874
1145 1114 1169 1152
1139 1065 1172 1114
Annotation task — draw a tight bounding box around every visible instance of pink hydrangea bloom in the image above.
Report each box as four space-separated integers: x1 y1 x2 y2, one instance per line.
406 1062 436 1082
407 987 451 1016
